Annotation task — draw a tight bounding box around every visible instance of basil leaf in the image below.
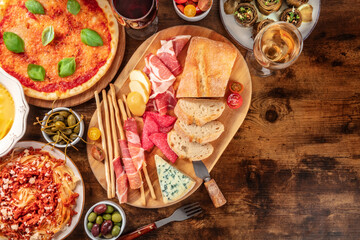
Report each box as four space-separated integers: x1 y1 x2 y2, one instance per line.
58 58 76 77
42 26 54 46
81 29 103 47
3 32 25 53
27 64 46 81
25 0 45 14
67 0 80 15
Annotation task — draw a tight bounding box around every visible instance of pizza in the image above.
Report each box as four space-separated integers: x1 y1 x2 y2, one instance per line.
0 0 118 100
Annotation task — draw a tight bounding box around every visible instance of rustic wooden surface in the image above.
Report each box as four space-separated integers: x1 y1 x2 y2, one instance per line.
22 0 360 239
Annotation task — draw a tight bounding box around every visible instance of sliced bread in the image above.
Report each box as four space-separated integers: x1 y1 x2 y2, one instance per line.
174 99 225 126
174 120 224 144
167 130 214 161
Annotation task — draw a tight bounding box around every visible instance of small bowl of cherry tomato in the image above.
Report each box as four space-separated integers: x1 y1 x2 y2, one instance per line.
84 201 126 240
173 0 213 22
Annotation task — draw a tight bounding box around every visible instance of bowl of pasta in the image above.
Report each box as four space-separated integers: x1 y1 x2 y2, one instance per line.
0 68 29 157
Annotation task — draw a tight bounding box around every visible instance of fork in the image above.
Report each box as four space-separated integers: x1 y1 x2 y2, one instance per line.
119 202 203 240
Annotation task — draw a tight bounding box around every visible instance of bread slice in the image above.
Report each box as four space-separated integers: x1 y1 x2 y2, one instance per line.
176 37 237 97
174 99 225 126
167 130 214 161
174 120 224 144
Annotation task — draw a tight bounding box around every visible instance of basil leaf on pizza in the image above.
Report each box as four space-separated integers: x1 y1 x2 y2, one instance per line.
28 64 46 81
25 0 45 14
81 29 103 47
67 0 81 15
3 32 25 53
42 26 55 46
58 58 76 77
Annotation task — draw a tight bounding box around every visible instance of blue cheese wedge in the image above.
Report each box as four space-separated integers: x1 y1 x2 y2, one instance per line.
155 155 195 204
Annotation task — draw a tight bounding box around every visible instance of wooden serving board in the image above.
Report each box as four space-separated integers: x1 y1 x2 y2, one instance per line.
86 25 252 208
26 26 126 109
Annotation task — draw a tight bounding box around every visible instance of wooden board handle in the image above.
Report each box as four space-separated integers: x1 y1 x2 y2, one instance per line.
204 179 227 208
119 223 157 240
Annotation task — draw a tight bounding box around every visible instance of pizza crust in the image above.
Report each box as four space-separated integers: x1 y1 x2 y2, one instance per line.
1 0 119 101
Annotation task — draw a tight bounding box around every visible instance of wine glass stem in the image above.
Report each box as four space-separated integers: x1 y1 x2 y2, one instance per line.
245 50 273 77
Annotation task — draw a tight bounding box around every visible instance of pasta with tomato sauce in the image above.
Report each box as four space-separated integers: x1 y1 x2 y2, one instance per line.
0 148 79 240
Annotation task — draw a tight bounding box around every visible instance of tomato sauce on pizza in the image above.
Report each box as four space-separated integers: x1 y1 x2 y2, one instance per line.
0 0 117 99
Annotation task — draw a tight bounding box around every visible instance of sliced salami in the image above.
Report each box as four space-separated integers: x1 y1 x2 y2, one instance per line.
144 111 177 128
142 115 159 151
149 133 178 163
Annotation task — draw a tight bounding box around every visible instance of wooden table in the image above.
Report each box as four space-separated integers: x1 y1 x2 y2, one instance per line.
24 0 360 239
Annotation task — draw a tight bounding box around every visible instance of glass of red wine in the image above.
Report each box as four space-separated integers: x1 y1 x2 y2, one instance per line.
110 0 158 40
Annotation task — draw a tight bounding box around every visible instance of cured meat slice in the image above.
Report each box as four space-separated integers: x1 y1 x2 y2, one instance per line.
145 53 176 99
142 115 159 151
157 40 182 76
155 87 177 115
144 111 177 128
124 118 145 171
160 35 191 56
149 133 178 163
112 157 128 203
119 139 142 189
159 126 174 133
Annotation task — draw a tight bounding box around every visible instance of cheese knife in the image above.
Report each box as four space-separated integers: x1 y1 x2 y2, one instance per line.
192 161 227 208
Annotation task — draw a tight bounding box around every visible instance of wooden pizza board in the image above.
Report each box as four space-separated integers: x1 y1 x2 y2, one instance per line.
86 25 252 208
26 26 126 108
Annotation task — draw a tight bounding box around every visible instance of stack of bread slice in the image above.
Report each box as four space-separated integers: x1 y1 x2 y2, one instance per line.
168 99 225 161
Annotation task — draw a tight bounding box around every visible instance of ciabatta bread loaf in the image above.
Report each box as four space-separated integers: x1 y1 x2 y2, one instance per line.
167 130 214 161
174 99 225 126
174 120 224 144
176 37 237 98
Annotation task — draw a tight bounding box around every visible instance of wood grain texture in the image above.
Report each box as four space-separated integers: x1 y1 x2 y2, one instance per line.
26 26 126 108
21 0 360 239
86 25 252 208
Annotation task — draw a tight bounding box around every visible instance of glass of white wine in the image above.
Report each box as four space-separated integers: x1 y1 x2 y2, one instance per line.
246 21 303 77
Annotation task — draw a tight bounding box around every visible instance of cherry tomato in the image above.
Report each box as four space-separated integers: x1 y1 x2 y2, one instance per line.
186 0 196 6
192 0 198 2
227 93 243 109
175 0 187 3
198 0 212 11
177 4 185 13
88 127 101 141
195 5 203 14
184 4 196 17
229 81 244 94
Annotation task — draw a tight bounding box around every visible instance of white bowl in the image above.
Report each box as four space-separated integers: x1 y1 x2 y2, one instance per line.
84 200 127 240
0 68 29 157
41 107 84 148
173 0 212 22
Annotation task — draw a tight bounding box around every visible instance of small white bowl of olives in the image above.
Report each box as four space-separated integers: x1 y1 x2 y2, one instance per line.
41 107 84 148
84 201 126 240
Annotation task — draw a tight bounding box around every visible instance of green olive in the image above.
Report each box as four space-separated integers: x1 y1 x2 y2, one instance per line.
103 214 111 220
53 114 64 122
51 127 58 132
52 135 62 142
111 225 121 237
114 222 122 227
87 222 93 231
112 212 122 223
67 114 77 127
105 205 114 214
58 111 71 118
70 133 78 141
73 125 80 134
55 121 66 130
88 212 97 222
96 216 103 225
62 128 72 135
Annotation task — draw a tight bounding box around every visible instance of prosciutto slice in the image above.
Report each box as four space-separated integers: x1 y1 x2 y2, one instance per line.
145 53 176 99
112 157 128 203
119 139 142 189
124 118 145 171
157 40 182 76
155 87 177 115
160 35 191 56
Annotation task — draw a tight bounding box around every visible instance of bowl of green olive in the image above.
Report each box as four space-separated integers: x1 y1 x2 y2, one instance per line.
41 107 84 148
84 201 126 239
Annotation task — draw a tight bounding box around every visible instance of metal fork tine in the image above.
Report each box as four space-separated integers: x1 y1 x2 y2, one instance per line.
186 209 203 218
184 204 201 213
182 202 200 210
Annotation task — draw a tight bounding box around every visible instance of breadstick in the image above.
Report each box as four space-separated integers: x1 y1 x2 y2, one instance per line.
122 94 156 200
94 91 111 199
107 93 118 198
118 99 146 206
102 90 115 198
